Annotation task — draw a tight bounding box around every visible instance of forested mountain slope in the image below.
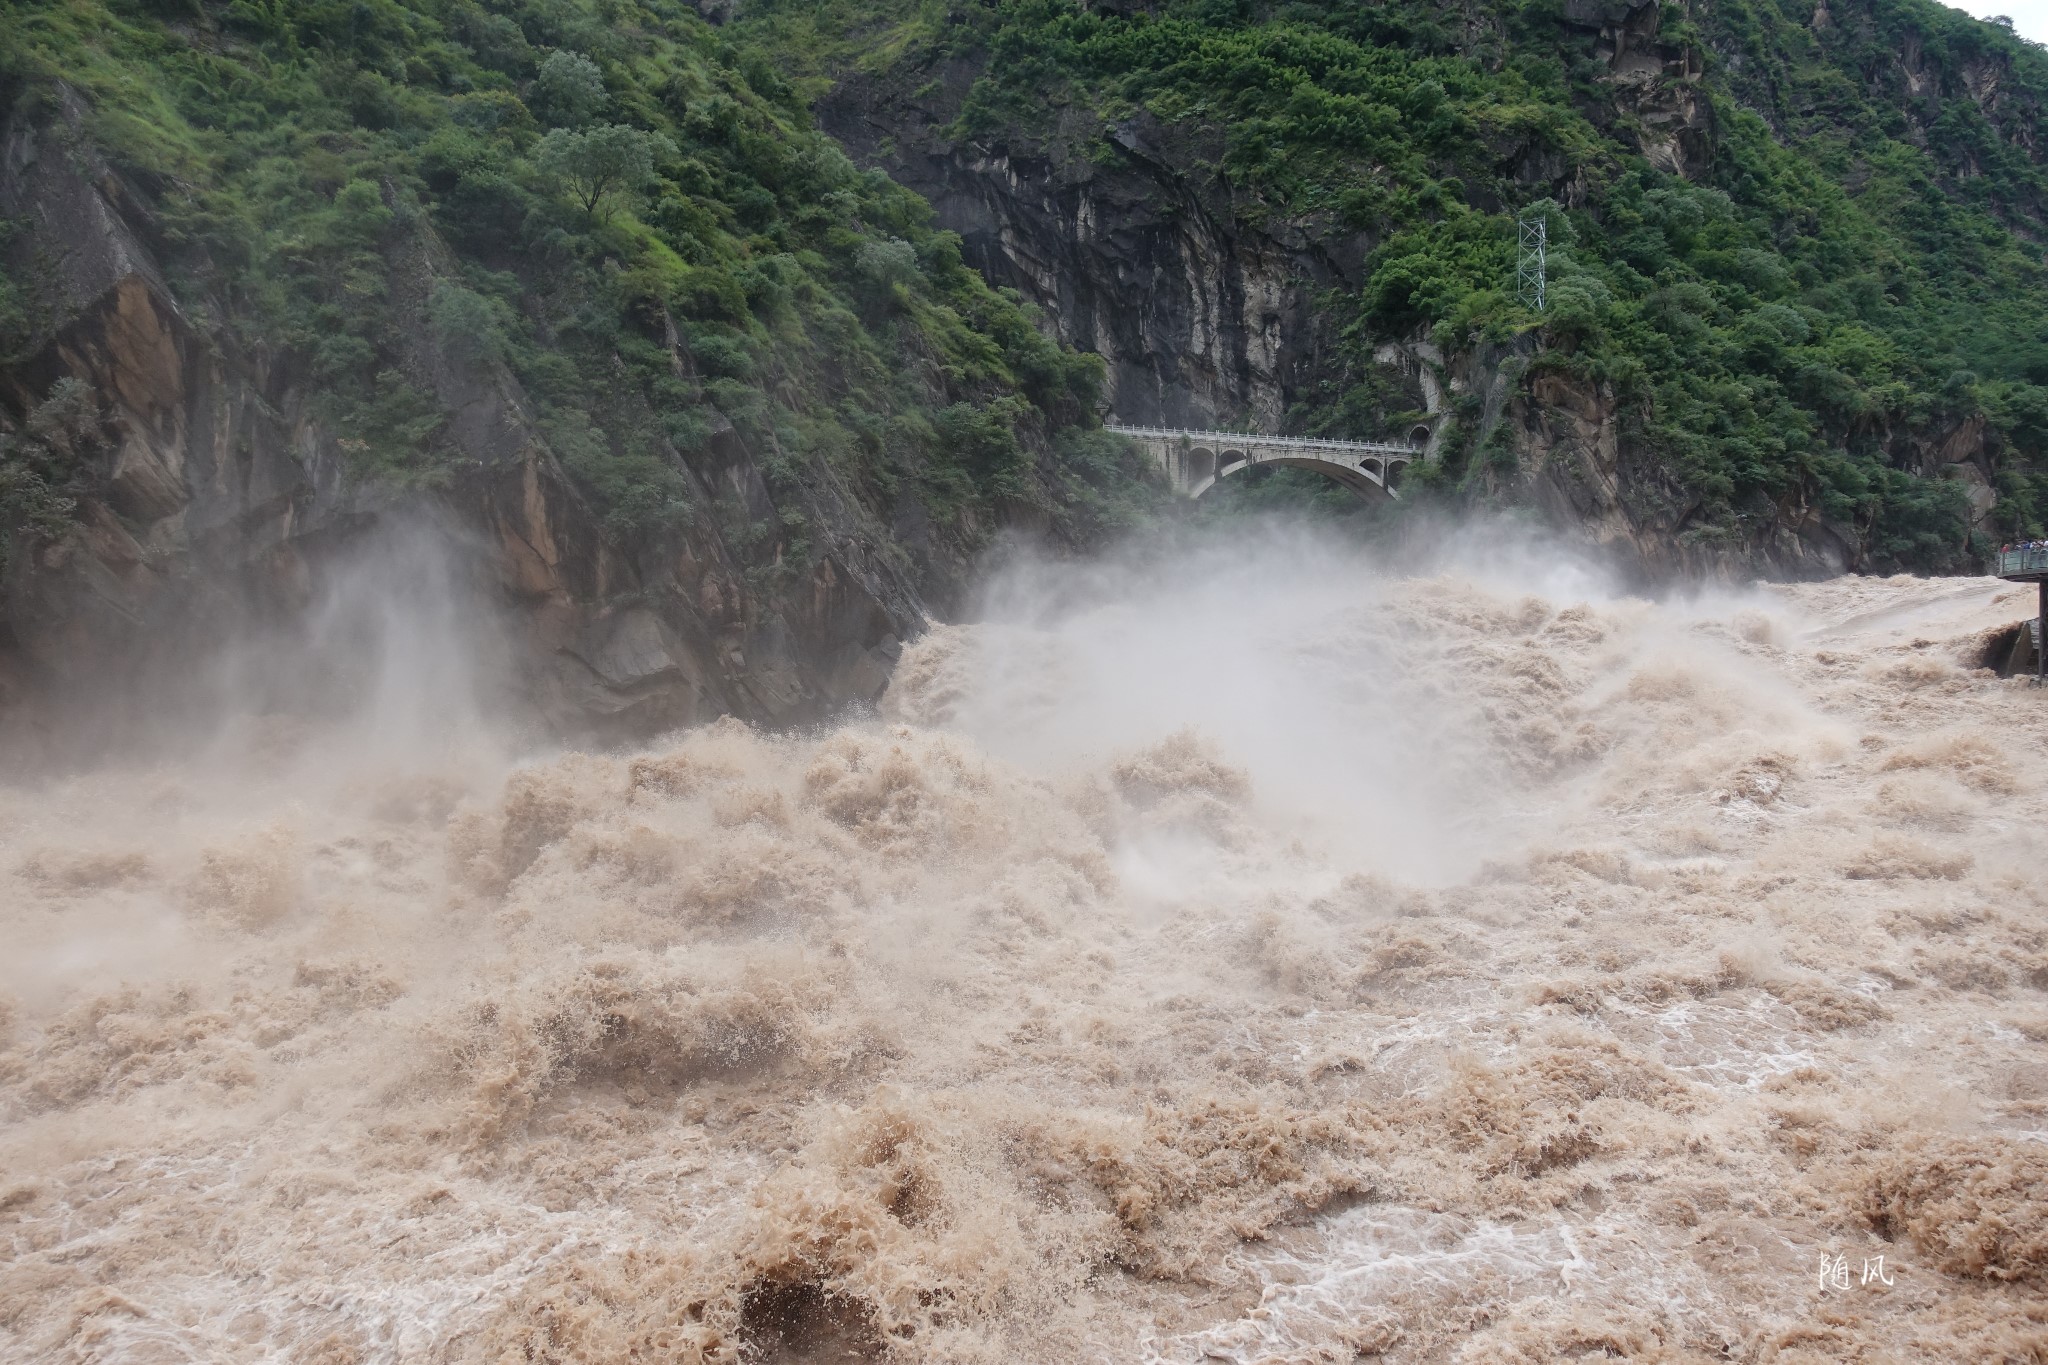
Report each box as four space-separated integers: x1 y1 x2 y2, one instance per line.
0 0 1144 740
747 0 2048 574
2 0 2044 737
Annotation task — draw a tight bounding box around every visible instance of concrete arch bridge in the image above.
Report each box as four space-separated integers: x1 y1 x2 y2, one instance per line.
1107 425 1427 501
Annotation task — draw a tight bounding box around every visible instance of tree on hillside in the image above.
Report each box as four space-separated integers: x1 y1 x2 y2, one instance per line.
531 50 608 128
536 124 676 220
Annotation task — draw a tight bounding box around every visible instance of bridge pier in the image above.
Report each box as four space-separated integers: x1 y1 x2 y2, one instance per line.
1994 545 2048 685
1106 425 1426 502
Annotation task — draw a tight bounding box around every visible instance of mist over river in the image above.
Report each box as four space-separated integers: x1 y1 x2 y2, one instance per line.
3 526 2047 1362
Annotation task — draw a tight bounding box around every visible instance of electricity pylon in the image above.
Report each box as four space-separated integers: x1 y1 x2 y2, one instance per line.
1516 210 1547 313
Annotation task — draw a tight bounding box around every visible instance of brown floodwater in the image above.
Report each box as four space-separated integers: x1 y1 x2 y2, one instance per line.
3 532 2045 1362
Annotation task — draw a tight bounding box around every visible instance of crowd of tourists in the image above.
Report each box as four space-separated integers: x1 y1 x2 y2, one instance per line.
2003 541 2048 555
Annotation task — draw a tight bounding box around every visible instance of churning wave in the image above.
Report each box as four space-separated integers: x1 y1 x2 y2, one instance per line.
3 531 2045 1361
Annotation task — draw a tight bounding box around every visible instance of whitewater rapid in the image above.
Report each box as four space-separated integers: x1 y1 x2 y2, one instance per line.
2 535 2045 1362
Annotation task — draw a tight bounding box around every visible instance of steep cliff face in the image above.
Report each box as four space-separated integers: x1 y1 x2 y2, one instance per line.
822 72 1377 433
2 94 933 747
0 0 1151 751
1502 361 1856 576
814 39 1848 579
1715 0 2044 213
784 0 2048 579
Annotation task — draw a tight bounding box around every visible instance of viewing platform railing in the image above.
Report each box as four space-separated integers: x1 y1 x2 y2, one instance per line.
1996 546 2048 578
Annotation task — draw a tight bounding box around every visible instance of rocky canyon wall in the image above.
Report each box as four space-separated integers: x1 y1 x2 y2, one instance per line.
0 92 934 752
813 0 2023 582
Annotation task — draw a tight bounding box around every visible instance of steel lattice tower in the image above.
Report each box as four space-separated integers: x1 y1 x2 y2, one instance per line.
1516 211 1547 313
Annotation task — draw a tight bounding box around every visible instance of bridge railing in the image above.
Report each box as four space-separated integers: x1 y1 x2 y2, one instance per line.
1104 424 1423 458
1996 546 2048 578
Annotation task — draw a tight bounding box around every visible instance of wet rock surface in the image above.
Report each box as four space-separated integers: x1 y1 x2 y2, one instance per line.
0 93 933 749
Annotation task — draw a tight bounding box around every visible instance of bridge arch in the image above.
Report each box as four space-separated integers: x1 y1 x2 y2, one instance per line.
1206 455 1392 502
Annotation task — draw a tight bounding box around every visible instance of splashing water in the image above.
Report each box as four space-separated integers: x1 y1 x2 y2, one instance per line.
3 529 2047 1362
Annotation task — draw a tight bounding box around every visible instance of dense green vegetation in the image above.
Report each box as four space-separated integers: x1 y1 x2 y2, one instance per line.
748 0 2048 567
0 379 101 573
0 0 1146 558
4 0 2045 572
